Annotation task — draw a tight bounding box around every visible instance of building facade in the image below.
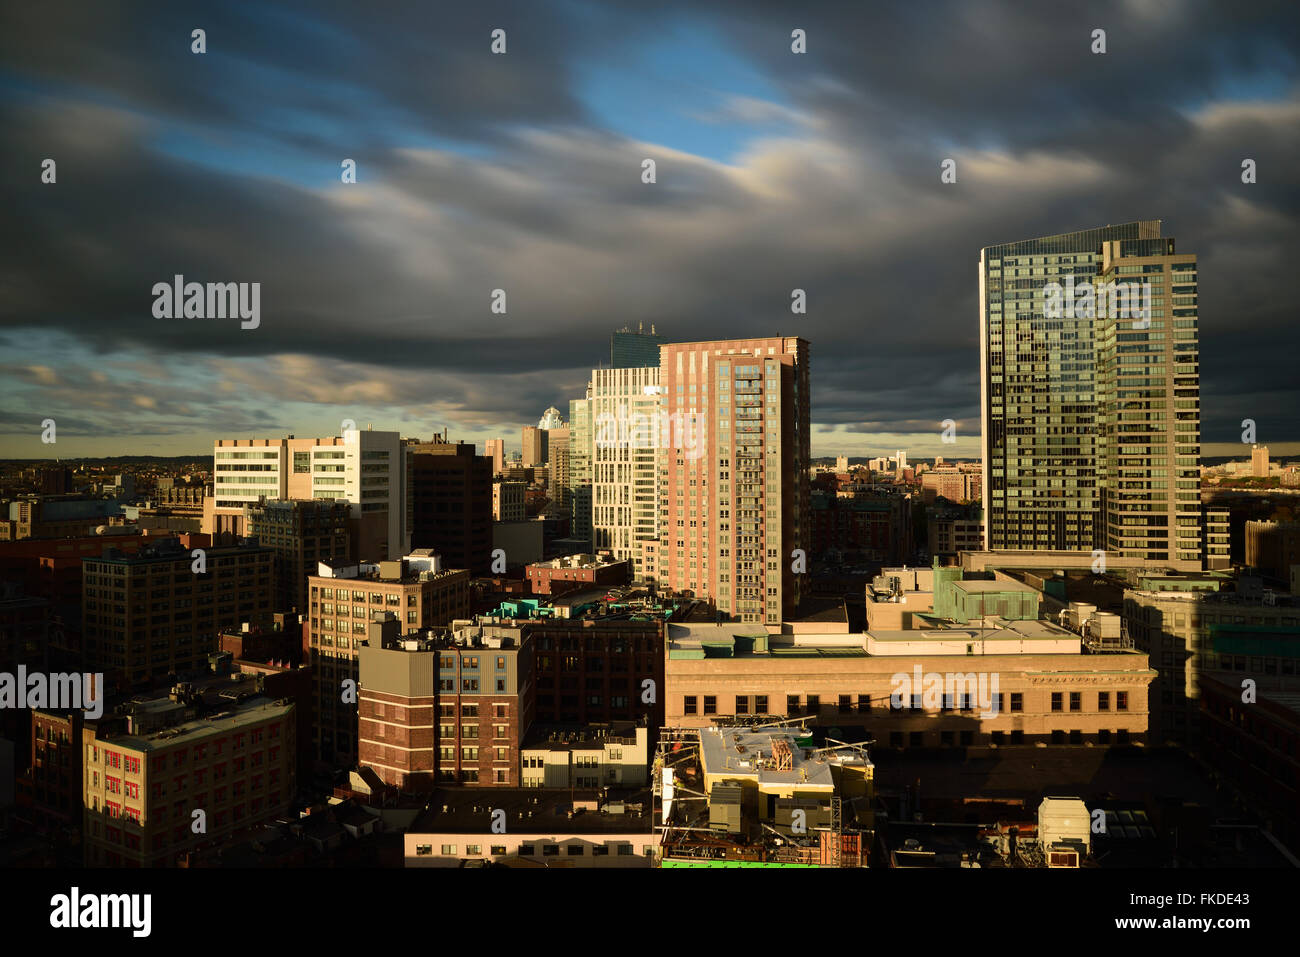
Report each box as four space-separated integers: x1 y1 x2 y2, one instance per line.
82 538 274 689
649 338 811 624
305 554 471 764
244 499 351 615
208 429 408 562
979 221 1162 553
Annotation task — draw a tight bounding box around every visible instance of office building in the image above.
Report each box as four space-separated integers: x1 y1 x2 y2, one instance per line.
305 552 471 764
1246 520 1300 580
650 338 811 624
356 616 535 789
979 221 1162 552
521 426 545 469
589 365 661 578
493 480 525 522
611 322 665 368
1095 237 1201 567
485 438 505 477
569 392 594 547
1123 577 1300 744
665 620 1154 747
547 426 571 519
520 722 649 789
82 679 296 867
82 537 274 688
525 554 631 595
207 429 408 562
407 436 492 574
404 788 656 867
244 499 351 615
1252 445 1270 478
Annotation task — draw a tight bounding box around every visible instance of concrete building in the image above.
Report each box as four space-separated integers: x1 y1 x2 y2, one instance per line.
474 617 664 728
485 438 505 477
520 722 649 789
664 620 1154 747
407 436 492 573
492 520 546 568
24 707 84 834
244 499 351 615
525 554 631 596
568 391 594 548
657 725 873 867
865 567 935 631
546 426 571 519
1252 445 1270 478
1246 520 1300 580
82 537 274 689
1124 581 1300 745
207 429 408 562
405 788 656 867
521 426 546 469
305 552 470 764
492 480 525 522
927 505 984 563
82 679 296 867
587 365 660 579
921 468 979 505
356 616 534 789
811 491 911 564
1199 671 1300 853
649 338 811 625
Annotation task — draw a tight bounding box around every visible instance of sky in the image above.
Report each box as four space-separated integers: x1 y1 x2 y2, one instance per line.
2 0 1298 462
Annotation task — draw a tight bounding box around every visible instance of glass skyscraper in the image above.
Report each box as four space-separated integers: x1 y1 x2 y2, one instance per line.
979 220 1161 552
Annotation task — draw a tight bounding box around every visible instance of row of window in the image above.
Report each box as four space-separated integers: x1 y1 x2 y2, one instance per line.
683 691 1131 715
415 842 650 858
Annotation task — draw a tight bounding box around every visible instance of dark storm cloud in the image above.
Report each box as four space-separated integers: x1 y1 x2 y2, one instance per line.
1 0 1298 451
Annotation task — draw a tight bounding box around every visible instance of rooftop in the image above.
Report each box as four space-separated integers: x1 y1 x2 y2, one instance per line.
410 787 653 835
697 726 871 792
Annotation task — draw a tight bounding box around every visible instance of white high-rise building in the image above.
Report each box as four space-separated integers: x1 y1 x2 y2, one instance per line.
588 366 661 579
208 428 409 560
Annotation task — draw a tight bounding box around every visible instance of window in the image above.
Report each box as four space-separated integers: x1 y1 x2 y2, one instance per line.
755 695 768 714
787 695 799 714
735 696 748 715
1116 692 1129 711
1010 693 1023 713
1051 693 1063 712
1069 692 1081 712
440 845 457 855
490 845 507 855
807 695 819 713
415 844 433 856
1098 692 1110 711
703 696 716 715
466 845 482 855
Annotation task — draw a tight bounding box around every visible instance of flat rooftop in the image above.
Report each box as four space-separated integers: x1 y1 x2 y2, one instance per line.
410 787 653 835
96 696 292 752
698 726 870 792
522 722 643 751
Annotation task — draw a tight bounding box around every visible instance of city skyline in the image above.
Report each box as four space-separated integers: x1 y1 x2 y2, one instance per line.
4 2 1299 460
